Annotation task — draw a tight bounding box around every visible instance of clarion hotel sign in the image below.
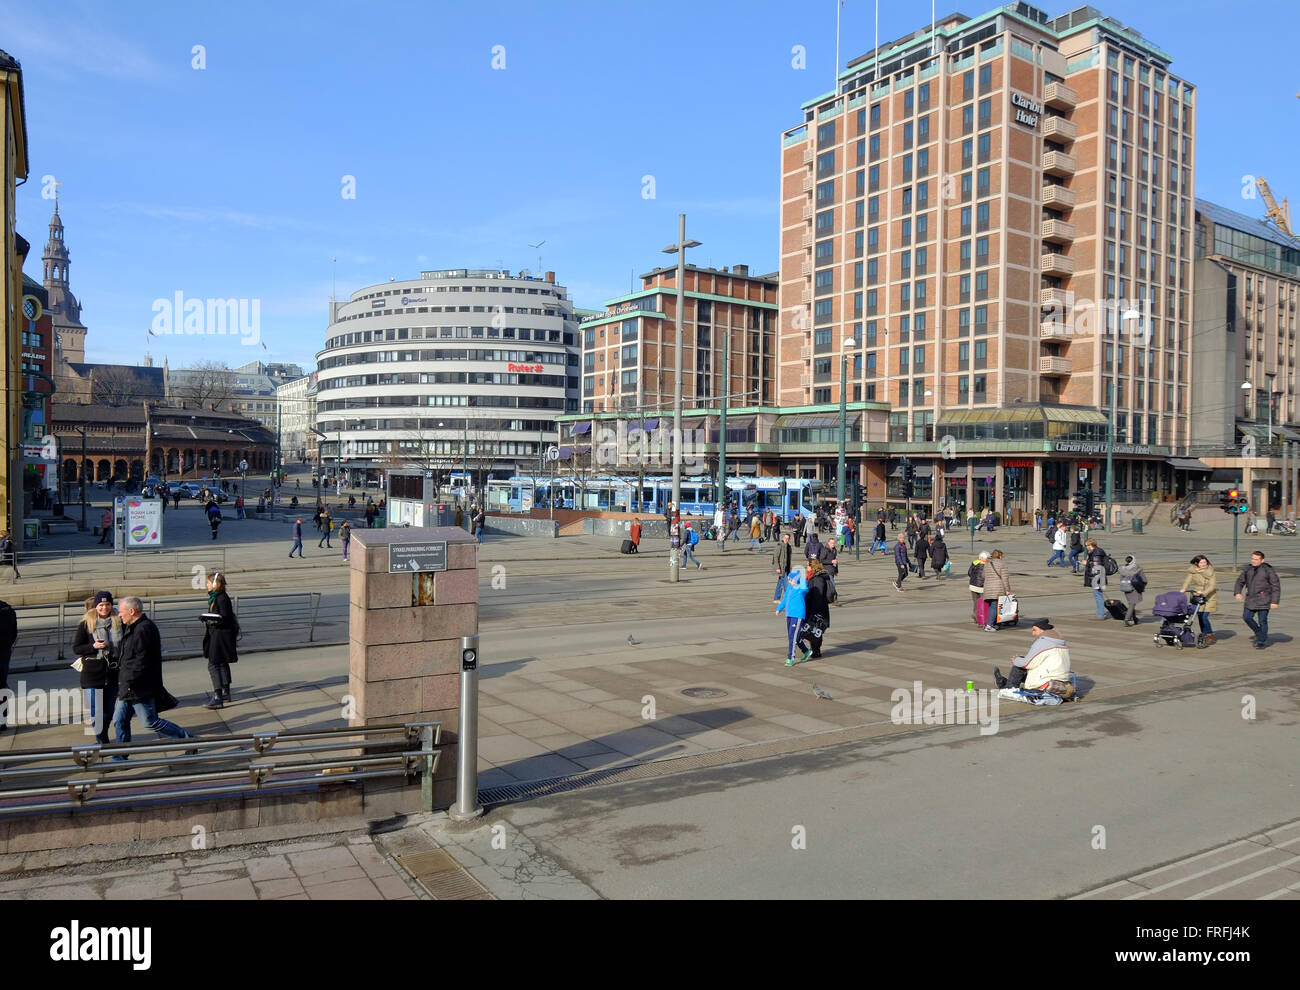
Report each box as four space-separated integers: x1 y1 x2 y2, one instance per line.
1010 91 1043 129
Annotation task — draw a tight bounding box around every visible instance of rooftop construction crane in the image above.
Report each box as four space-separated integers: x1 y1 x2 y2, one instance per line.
1256 176 1293 238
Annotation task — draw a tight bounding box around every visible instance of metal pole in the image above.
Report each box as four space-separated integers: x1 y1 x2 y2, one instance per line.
79 429 87 532
449 633 483 821
1233 509 1239 569
670 213 686 584
718 329 729 514
1291 441 1299 524
837 351 848 502
1104 377 1114 532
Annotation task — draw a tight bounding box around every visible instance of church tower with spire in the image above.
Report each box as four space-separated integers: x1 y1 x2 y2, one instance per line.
42 198 87 365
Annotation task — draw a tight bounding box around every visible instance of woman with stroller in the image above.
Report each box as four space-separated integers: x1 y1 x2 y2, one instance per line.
1180 554 1219 645
1118 554 1148 626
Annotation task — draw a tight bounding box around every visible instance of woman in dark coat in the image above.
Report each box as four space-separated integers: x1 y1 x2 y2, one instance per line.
202 571 239 709
929 534 949 578
800 559 833 659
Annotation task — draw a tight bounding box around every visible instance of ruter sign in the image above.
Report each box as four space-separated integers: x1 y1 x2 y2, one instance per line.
388 540 448 573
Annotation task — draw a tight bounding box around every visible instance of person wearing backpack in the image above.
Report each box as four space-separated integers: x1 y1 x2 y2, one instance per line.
1067 527 1085 573
0 597 16 731
1046 522 1067 567
1083 539 1112 619
681 522 703 570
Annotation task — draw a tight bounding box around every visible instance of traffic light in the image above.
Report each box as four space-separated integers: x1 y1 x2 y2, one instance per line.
850 482 864 513
1222 489 1241 514
1073 489 1088 514
902 460 915 484
1084 489 1096 516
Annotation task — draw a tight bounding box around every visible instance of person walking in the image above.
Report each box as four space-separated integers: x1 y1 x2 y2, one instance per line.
172 489 181 510
201 572 239 709
805 528 822 563
1118 554 1148 626
772 532 794 603
714 505 727 550
72 591 122 745
318 509 333 548
340 521 352 561
472 504 485 542
981 548 1012 631
682 522 704 570
1067 526 1084 573
800 559 832 660
1179 554 1218 643
775 567 809 666
804 511 816 547
0 531 19 579
892 534 910 592
111 597 196 752
1083 538 1109 619
888 506 898 531
915 531 931 578
289 518 305 558
98 507 113 545
871 518 887 555
749 513 763 550
206 500 222 540
930 532 949 579
1234 550 1281 649
1266 508 1276 535
968 551 990 626
629 517 642 554
234 494 245 519
1047 523 1068 568
817 536 840 605
905 514 918 551
454 504 464 530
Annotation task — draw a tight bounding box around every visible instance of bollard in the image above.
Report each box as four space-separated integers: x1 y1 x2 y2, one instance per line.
448 633 484 821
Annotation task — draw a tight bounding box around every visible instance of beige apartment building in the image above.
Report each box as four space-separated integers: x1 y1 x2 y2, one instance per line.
779 3 1201 516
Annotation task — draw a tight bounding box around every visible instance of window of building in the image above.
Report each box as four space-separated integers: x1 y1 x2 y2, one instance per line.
975 236 989 265
915 246 927 275
960 206 971 236
963 69 974 100
817 120 836 147
974 305 988 334
962 105 973 134
816 239 834 262
960 274 971 303
975 271 989 301
903 89 914 116
815 269 835 295
816 179 835 205
978 132 991 163
976 202 989 232
817 150 835 176
974 339 987 369
816 210 834 233
960 240 972 267
978 97 991 127
979 63 992 93
973 374 987 403
977 167 990 197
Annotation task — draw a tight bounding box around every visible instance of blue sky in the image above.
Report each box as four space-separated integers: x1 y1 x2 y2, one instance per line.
8 0 1297 371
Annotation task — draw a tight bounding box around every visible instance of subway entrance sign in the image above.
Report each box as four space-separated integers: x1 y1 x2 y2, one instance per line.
388 541 448 573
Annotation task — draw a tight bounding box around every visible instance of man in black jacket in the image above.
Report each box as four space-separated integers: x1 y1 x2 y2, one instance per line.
818 537 841 605
1235 550 1281 649
111 597 195 753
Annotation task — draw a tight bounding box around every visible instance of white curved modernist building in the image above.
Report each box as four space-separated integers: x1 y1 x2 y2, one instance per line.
316 269 581 485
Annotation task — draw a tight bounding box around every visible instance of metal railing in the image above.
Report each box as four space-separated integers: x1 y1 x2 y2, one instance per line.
3 548 227 584
12 591 323 667
0 721 442 816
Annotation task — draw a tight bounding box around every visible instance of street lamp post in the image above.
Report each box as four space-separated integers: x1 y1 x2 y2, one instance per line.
836 336 856 503
73 427 88 531
717 329 729 514
662 215 701 585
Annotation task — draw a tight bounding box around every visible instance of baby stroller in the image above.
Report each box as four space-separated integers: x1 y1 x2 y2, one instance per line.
1152 591 1205 649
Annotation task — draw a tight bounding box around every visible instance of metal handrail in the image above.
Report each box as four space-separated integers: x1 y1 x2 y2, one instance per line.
13 590 322 664
3 547 228 584
0 721 442 816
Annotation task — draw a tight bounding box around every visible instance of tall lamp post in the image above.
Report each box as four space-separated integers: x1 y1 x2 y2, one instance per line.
1106 308 1142 531
836 335 857 502
662 215 701 585
71 426 88 531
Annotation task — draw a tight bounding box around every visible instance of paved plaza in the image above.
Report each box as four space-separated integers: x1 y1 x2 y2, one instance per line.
0 503 1296 898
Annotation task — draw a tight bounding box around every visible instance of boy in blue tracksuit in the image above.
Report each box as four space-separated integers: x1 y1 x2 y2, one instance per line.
776 568 809 666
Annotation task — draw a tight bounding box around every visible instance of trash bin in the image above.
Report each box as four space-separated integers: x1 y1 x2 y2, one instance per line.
374 516 386 529
1132 519 1143 534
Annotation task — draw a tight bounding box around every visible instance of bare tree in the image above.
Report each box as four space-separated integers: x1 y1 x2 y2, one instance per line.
173 360 237 410
91 365 158 407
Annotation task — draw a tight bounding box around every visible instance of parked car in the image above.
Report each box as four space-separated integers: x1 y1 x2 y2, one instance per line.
178 483 202 499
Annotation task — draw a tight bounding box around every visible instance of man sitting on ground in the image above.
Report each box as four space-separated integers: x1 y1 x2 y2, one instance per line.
993 619 1070 691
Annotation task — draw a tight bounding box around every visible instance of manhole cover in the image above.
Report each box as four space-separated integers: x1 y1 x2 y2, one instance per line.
681 687 728 699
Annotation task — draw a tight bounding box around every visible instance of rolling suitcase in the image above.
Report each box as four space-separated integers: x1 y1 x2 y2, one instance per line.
995 594 1019 626
975 597 991 627
620 539 635 554
1104 598 1129 621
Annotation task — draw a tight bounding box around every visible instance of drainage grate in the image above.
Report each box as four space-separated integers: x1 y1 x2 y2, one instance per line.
681 687 728 699
418 870 491 900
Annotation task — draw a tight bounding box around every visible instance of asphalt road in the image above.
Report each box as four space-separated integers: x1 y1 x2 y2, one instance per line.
488 663 1300 898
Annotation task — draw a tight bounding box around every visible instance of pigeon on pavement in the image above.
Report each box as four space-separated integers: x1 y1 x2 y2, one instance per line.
812 683 833 701
627 635 639 646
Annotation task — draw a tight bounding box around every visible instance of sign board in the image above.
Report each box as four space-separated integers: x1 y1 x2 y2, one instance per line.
21 444 47 460
1079 468 1089 480
119 497 163 548
522 493 533 512
388 540 447 573
545 446 561 462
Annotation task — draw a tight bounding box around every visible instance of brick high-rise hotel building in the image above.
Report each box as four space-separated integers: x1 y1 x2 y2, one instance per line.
780 3 1199 516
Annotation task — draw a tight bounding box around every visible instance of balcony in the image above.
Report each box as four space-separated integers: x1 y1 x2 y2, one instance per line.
1041 252 1075 276
802 174 814 192
1043 81 1077 110
1042 150 1076 177
1040 218 1076 243
1040 286 1070 309
801 232 814 249
803 147 814 164
800 373 812 387
800 288 812 304
1042 184 1075 210
799 346 812 361
1039 355 1073 375
1042 116 1077 143
1040 319 1072 342
802 203 814 220
800 261 812 277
